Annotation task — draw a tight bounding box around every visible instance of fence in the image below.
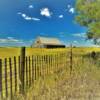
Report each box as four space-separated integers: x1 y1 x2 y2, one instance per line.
0 47 71 99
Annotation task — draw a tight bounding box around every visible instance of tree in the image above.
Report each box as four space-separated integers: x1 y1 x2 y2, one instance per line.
75 0 100 44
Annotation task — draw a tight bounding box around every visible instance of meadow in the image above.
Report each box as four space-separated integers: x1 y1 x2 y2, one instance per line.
0 47 100 58
0 47 100 100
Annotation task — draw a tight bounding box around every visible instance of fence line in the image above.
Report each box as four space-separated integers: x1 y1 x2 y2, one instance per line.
0 47 72 99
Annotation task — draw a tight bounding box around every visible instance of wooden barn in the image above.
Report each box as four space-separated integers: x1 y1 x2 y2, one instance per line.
31 36 65 48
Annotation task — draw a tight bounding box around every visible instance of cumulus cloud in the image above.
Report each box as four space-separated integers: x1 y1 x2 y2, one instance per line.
0 37 24 43
59 15 64 18
72 33 86 38
17 12 40 21
0 37 34 46
40 8 52 18
69 8 75 14
92 44 100 47
28 5 34 9
66 4 75 14
22 13 26 18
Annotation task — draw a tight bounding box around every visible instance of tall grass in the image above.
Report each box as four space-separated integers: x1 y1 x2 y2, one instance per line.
1 54 100 100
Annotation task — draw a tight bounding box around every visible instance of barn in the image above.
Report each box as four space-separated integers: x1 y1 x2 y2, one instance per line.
31 36 65 48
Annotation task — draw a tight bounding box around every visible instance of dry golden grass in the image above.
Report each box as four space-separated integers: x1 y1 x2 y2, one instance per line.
0 47 100 100
3 56 100 100
0 47 100 58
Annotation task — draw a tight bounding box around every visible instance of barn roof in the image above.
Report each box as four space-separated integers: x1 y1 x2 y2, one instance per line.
37 36 63 45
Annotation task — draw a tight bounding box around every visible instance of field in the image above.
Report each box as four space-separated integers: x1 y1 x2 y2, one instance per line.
0 47 100 100
0 47 100 58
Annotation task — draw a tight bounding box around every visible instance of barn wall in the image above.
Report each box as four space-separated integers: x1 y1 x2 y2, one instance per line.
46 45 65 48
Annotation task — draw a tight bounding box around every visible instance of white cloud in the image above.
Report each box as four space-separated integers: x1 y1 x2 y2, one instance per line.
24 16 32 20
59 15 64 18
32 17 40 21
67 4 71 8
22 13 26 17
0 37 35 46
0 37 24 43
69 7 75 14
92 44 100 47
28 5 34 9
40 8 52 18
73 40 78 44
72 33 86 38
66 5 75 14
17 12 40 21
7 37 20 42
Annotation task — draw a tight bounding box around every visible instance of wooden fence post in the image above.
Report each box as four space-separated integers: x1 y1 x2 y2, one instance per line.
14 56 17 92
25 57 28 87
20 47 26 93
5 58 8 98
18 56 21 79
0 59 2 98
32 55 34 82
9 58 12 98
28 56 31 87
70 44 73 75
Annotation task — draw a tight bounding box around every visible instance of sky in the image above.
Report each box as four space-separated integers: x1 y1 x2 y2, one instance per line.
0 0 96 47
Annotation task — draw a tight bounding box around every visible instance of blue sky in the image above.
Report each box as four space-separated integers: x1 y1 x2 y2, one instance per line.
0 0 96 47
